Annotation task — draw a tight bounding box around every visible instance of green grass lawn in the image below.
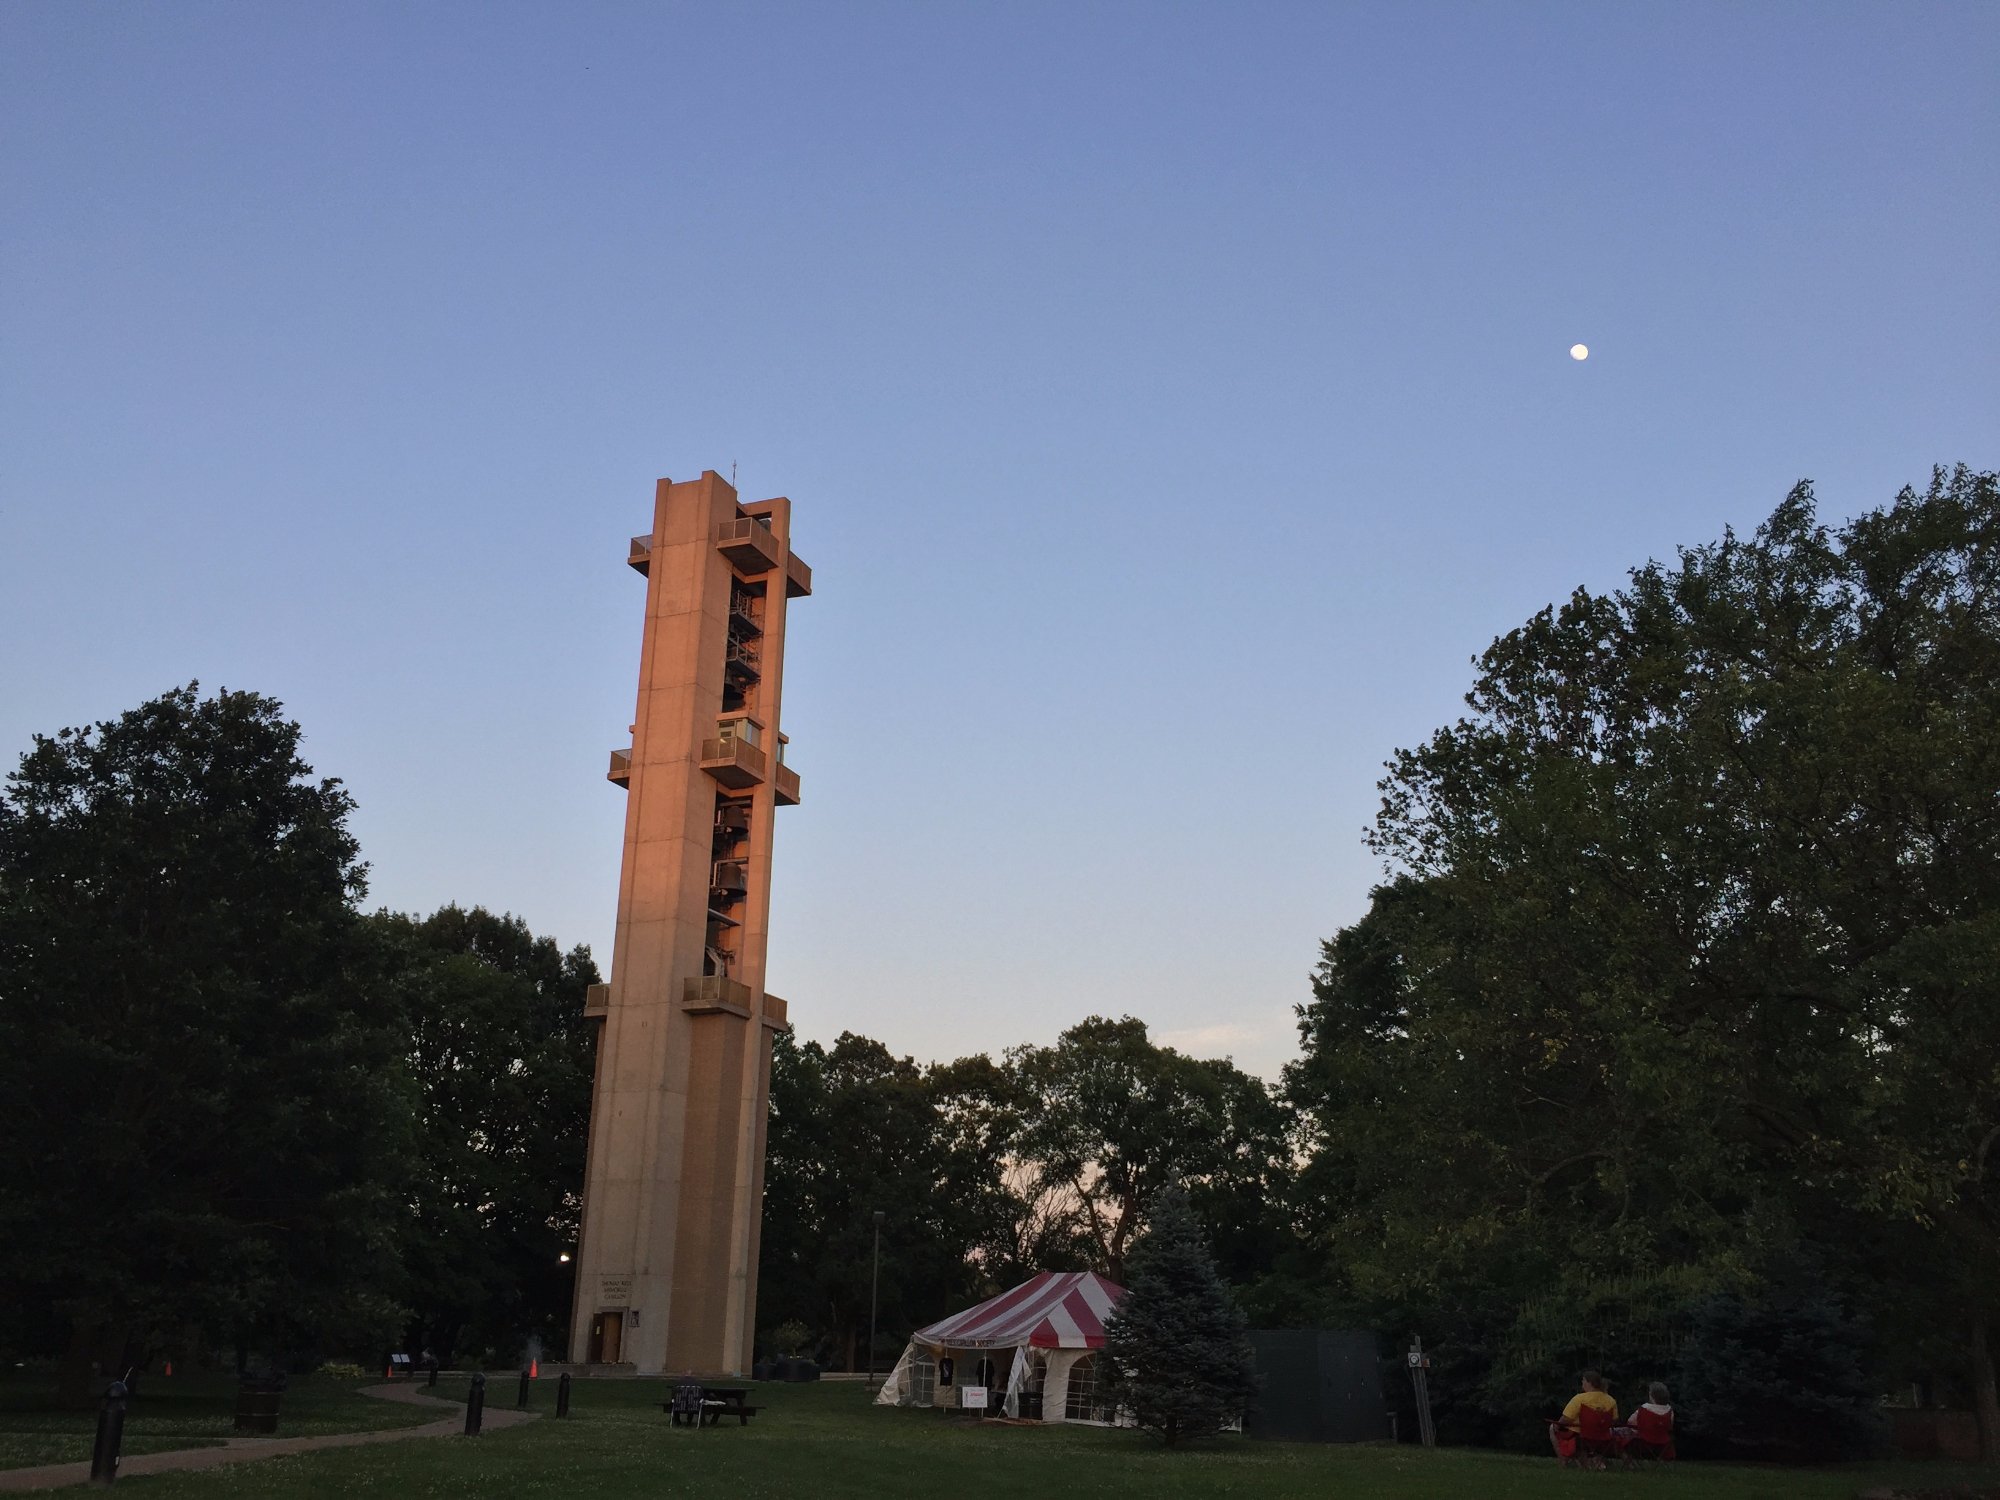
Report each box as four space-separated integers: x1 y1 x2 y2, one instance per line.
38 1375 1996 1499
0 1369 438 1471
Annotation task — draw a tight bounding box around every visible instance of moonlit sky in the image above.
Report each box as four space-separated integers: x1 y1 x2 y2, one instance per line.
3 3 1995 1079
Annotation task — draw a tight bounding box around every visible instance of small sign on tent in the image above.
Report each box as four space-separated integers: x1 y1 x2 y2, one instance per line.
962 1386 987 1410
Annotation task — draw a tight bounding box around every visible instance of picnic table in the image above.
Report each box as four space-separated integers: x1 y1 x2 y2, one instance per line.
664 1383 762 1427
699 1386 758 1426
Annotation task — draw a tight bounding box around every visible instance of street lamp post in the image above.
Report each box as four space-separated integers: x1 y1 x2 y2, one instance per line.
868 1210 885 1391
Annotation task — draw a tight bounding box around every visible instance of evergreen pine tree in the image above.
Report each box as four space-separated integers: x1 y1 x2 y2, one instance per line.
1674 1278 1886 1461
1102 1185 1257 1445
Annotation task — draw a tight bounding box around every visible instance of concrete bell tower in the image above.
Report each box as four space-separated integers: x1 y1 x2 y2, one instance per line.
570 470 808 1375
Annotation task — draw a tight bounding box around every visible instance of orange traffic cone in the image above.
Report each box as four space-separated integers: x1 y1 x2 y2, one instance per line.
164 1361 173 1377
529 1358 539 1379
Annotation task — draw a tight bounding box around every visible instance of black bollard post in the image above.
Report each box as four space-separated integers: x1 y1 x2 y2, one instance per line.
427 1362 438 1389
464 1373 486 1437
517 1368 532 1409
556 1372 571 1419
89 1380 128 1486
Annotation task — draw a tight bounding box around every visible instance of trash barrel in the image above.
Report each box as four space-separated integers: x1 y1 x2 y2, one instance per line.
233 1377 284 1435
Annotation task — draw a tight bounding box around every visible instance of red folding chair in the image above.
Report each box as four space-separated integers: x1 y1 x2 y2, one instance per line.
1622 1405 1676 1464
1552 1404 1618 1468
1574 1404 1619 1468
1551 1421 1579 1464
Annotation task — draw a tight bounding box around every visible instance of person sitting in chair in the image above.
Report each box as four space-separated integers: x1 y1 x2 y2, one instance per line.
1618 1382 1676 1461
669 1378 705 1427
1549 1369 1619 1466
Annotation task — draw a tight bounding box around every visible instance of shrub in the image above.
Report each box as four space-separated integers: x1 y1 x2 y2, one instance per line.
1673 1282 1885 1461
766 1321 814 1358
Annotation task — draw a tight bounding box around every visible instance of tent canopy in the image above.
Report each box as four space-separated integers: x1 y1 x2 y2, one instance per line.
912 1271 1126 1352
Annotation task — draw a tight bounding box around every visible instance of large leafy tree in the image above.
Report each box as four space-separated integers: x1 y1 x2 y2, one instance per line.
1287 467 2000 1452
924 1052 1098 1287
370 905 599 1365
0 685 410 1395
1009 1016 1291 1283
757 1030 1013 1367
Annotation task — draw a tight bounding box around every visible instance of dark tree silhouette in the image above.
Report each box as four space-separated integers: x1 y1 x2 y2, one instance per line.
0 684 408 1398
1102 1186 1256 1446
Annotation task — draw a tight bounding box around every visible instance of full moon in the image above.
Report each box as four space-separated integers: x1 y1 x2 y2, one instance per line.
1570 343 1589 361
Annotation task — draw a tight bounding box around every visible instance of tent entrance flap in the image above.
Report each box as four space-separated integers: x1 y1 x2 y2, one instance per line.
1003 1346 1030 1417
875 1342 916 1407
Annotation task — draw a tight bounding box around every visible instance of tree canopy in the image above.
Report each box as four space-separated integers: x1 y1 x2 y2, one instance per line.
1286 466 2000 1452
0 685 408 1391
370 904 600 1367
757 1030 1017 1369
0 686 608 1388
1009 1016 1289 1284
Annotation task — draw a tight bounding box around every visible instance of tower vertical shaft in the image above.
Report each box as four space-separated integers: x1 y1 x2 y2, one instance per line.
570 471 809 1374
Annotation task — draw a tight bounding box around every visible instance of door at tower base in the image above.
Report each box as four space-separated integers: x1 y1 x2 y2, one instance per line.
588 1310 625 1365
569 471 809 1375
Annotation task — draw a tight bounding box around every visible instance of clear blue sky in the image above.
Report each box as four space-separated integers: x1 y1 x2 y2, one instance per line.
3 2 1994 1078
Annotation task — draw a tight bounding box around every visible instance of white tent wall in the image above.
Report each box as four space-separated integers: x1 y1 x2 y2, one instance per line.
882 1340 1129 1426
1038 1349 1080 1423
1000 1348 1118 1425
1001 1346 1051 1418
875 1342 916 1406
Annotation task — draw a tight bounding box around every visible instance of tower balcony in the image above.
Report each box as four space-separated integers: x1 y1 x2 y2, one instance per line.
608 748 632 787
682 975 754 1018
628 535 652 575
700 736 766 788
774 764 800 806
717 517 782 574
785 552 812 598
583 983 610 1019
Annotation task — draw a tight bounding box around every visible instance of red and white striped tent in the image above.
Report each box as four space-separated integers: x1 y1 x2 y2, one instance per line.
875 1272 1128 1421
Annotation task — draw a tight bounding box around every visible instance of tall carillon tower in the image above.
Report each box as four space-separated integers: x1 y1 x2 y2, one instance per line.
571 471 809 1375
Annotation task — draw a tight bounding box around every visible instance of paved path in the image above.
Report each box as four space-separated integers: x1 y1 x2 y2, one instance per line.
0 1382 538 1493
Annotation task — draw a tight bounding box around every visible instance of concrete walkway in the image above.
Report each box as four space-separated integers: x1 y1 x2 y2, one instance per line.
0 1381 538 1493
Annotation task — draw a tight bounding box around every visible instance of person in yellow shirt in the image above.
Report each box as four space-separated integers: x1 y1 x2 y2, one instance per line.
1548 1370 1619 1462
